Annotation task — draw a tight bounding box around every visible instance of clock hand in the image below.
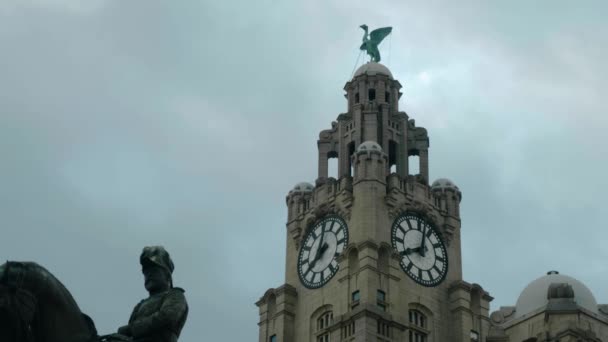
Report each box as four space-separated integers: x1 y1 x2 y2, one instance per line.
309 243 329 270
419 225 427 257
401 247 422 255
319 243 329 256
314 227 326 260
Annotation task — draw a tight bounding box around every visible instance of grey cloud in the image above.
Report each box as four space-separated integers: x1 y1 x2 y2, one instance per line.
1 1 607 340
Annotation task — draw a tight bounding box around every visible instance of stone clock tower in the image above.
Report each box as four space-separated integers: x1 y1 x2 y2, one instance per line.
256 62 493 342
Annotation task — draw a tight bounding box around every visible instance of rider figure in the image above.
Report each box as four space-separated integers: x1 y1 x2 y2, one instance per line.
115 246 188 342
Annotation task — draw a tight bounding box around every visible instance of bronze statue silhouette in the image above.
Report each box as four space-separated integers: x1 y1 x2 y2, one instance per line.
0 261 98 342
359 24 392 62
0 246 188 342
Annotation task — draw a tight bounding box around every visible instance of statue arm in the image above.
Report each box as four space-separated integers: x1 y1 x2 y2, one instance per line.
117 301 143 336
127 301 142 325
129 290 189 338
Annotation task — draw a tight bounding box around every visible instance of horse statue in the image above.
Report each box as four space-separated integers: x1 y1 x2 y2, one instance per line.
0 261 126 342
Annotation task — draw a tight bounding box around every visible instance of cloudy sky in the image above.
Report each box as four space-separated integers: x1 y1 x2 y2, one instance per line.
1 0 607 340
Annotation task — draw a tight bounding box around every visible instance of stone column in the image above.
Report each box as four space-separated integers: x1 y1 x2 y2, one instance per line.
318 151 328 180
419 149 429 183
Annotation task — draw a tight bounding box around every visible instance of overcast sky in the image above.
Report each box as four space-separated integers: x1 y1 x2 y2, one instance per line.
1 0 607 340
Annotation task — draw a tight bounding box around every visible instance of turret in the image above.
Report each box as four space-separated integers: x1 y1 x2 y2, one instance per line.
286 182 314 222
431 178 462 218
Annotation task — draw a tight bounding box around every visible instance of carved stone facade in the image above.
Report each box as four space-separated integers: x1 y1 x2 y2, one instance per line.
256 62 608 341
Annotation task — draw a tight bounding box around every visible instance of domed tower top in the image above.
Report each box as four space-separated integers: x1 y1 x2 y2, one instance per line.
316 25 429 184
514 271 599 318
353 62 393 80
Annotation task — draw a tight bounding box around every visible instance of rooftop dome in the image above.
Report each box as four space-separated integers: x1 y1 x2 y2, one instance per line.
353 62 393 79
291 182 314 193
431 178 460 192
514 271 598 318
357 141 383 153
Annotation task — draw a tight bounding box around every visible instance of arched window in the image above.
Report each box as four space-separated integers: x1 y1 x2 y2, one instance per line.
355 92 360 103
408 309 427 342
315 311 333 342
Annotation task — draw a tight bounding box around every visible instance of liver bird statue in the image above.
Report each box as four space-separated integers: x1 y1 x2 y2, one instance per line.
359 25 392 63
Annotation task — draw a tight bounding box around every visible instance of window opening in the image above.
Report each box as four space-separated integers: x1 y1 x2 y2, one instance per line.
408 310 428 342
368 88 376 101
408 155 420 175
327 152 338 179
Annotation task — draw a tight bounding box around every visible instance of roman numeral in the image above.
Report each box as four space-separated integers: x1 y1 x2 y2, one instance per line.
406 262 414 271
433 265 441 274
418 268 423 280
329 221 336 232
406 219 414 230
394 236 404 244
328 263 336 274
334 252 341 258
425 229 433 238
336 238 345 245
302 245 311 252
426 270 433 280
398 227 406 237
436 256 445 262
432 242 442 249
304 266 312 278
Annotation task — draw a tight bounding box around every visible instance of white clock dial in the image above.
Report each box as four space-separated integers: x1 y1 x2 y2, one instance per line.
391 213 448 286
298 216 349 289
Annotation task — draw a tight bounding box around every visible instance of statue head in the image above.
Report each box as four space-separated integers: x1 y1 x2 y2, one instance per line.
140 246 174 294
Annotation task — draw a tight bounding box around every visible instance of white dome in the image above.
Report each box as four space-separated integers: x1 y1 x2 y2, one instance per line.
357 141 383 153
431 178 460 191
354 62 393 79
292 182 314 193
515 271 598 318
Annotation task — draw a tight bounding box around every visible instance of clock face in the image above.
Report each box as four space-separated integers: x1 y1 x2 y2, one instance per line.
298 216 349 289
391 213 448 286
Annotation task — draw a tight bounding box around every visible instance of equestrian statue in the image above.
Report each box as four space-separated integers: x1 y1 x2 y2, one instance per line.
0 246 188 342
